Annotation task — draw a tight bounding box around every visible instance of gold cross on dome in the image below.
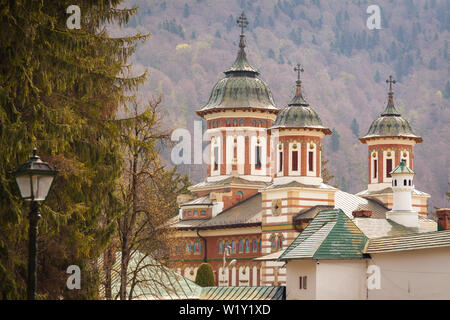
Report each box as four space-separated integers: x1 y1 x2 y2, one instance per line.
237 12 248 35
386 75 396 92
294 63 304 81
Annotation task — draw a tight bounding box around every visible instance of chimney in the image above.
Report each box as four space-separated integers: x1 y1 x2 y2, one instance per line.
386 160 418 228
436 209 450 231
352 210 372 218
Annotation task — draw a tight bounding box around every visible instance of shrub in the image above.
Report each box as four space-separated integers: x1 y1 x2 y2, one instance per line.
194 263 215 287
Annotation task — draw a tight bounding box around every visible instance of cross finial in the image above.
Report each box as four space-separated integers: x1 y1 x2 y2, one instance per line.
386 75 396 92
237 12 248 35
294 63 304 82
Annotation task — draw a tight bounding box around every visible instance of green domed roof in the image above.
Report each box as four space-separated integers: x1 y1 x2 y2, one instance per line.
197 13 277 116
269 79 331 134
360 91 422 143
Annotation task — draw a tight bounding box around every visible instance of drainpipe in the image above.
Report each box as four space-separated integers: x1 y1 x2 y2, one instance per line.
196 228 207 262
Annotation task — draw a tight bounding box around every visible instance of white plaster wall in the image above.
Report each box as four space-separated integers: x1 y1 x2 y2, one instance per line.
368 247 450 300
315 260 367 300
286 260 317 300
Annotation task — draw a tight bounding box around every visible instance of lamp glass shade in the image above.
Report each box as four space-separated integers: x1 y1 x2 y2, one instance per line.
15 174 32 199
33 174 55 201
15 173 55 201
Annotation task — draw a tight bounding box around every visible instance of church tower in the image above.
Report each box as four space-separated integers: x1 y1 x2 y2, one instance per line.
259 65 336 286
193 13 278 204
358 76 429 215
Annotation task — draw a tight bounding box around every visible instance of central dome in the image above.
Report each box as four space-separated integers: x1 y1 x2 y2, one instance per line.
197 25 277 116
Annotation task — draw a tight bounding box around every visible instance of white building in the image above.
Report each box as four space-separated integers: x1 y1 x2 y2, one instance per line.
280 161 450 300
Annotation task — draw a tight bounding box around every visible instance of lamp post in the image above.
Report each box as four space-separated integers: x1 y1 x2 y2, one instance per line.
14 148 57 300
221 245 236 286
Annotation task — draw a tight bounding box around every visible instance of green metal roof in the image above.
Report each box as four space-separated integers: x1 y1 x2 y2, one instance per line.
279 209 368 260
198 30 277 115
99 251 203 300
391 159 414 175
199 286 285 300
365 230 450 253
360 92 422 142
269 81 331 134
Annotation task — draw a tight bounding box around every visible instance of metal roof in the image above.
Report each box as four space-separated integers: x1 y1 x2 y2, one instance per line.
181 195 213 207
190 176 268 191
357 187 430 197
169 194 262 230
360 91 422 143
354 215 437 239
197 23 277 115
391 159 414 174
199 286 285 300
269 80 331 134
197 193 262 229
262 181 336 191
98 251 203 300
366 230 450 253
335 190 389 219
280 209 367 260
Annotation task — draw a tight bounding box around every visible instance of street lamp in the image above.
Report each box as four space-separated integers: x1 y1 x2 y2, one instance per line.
14 148 57 300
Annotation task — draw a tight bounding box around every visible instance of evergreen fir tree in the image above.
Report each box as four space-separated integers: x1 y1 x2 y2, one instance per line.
0 0 148 299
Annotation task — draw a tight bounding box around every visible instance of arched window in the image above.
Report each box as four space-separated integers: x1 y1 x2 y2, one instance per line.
255 145 262 169
200 209 206 216
404 179 407 186
245 240 250 253
238 240 244 253
231 240 237 253
194 209 198 216
409 179 412 186
218 240 223 254
270 236 277 251
185 242 191 255
252 239 258 253
236 191 243 202
278 236 283 250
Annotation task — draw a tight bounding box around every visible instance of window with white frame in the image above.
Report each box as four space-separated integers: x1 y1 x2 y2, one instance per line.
290 143 299 174
278 144 283 174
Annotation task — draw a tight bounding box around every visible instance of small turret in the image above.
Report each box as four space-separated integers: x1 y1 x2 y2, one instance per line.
386 160 418 227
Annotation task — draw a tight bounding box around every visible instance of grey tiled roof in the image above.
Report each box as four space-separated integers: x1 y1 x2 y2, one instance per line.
366 230 450 253
190 176 268 190
335 190 389 219
262 181 336 191
198 193 262 229
166 216 209 230
357 187 430 197
169 194 262 230
353 215 437 239
180 195 212 206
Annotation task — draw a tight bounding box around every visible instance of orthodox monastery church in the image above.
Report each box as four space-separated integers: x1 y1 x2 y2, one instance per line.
167 13 450 294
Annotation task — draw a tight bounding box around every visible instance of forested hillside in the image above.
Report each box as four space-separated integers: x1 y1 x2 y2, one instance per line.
113 0 449 209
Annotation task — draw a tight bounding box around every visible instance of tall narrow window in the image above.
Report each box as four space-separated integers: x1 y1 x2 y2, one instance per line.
292 150 298 172
308 151 314 172
373 159 378 179
386 159 393 178
214 146 219 171
279 151 283 172
255 146 262 169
